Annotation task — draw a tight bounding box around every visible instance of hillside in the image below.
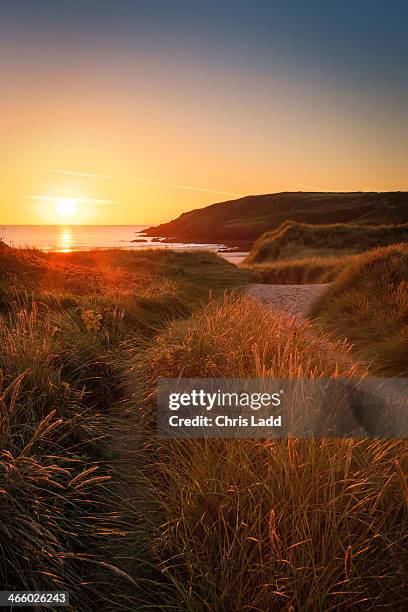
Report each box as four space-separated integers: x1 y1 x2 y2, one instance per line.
245 220 408 263
309 244 408 375
145 191 408 244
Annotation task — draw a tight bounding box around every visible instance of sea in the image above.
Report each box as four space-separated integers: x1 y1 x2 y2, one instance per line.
0 225 248 263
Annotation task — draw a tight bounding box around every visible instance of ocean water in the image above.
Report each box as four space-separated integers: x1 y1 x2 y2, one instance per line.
0 225 249 264
1 225 223 253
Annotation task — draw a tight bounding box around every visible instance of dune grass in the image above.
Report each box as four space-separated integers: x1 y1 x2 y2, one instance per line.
242 221 408 285
241 254 359 284
309 244 408 376
245 220 408 265
121 295 408 610
0 246 250 607
0 245 250 308
1 244 407 609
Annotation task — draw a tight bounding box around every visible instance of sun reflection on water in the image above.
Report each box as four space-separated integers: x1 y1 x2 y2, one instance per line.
58 226 73 252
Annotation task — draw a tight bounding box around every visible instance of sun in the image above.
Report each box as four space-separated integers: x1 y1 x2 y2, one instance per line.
55 198 78 217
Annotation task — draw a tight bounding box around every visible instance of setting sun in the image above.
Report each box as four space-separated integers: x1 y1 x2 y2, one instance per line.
55 198 78 217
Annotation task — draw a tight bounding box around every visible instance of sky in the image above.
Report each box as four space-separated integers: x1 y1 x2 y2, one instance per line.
1 0 408 225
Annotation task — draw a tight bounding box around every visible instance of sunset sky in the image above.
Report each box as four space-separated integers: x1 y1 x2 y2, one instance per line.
1 1 408 225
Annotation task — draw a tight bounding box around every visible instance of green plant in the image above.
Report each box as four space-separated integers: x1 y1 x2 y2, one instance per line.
81 308 103 333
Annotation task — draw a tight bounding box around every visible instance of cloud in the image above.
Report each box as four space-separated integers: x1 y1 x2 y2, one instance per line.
48 169 243 197
27 195 117 204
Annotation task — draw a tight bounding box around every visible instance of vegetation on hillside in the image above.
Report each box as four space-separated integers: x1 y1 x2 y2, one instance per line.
309 244 408 375
146 191 408 243
241 220 408 284
245 220 408 264
0 245 250 310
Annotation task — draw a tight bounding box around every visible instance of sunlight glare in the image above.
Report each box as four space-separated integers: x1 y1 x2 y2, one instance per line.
58 227 73 252
55 198 78 217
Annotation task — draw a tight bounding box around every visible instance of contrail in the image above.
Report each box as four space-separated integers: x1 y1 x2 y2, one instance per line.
27 195 117 204
48 169 243 197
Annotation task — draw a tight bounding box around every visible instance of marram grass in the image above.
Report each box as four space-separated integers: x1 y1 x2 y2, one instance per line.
122 295 408 610
0 245 407 610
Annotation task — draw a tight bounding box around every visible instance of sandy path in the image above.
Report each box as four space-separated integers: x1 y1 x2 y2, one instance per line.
246 283 329 319
220 252 249 265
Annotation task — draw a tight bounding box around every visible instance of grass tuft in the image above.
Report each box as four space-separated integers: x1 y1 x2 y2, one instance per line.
0 246 250 608
245 220 408 264
121 295 407 610
309 244 408 375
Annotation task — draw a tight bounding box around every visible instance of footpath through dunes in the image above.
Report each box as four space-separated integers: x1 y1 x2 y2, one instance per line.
246 283 329 319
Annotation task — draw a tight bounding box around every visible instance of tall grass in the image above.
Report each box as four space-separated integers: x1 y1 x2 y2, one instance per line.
133 294 362 381
0 370 125 605
123 295 408 609
0 247 250 608
309 244 408 375
242 254 360 285
1 245 407 609
245 220 408 264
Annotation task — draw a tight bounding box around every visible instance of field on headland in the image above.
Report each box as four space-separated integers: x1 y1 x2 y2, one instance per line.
147 191 408 243
0 239 407 610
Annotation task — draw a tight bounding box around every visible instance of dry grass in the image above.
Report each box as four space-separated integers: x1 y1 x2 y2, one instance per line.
122 295 408 610
0 247 250 608
0 371 125 605
245 220 408 264
134 294 362 381
1 244 407 609
309 244 408 375
242 221 408 285
0 245 250 305
241 254 359 285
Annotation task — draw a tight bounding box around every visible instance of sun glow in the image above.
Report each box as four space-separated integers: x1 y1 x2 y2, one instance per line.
55 198 79 217
58 227 73 252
